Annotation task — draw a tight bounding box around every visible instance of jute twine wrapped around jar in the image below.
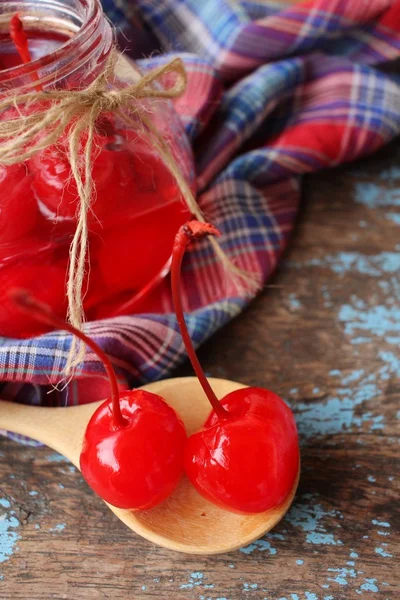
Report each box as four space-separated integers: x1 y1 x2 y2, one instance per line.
0 49 255 370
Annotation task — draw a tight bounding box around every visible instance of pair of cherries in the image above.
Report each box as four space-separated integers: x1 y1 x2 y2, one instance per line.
13 221 299 514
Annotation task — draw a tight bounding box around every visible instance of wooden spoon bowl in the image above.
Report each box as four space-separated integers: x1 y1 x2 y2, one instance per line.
0 377 299 554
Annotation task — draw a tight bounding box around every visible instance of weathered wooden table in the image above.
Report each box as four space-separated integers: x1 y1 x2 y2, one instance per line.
1 140 399 598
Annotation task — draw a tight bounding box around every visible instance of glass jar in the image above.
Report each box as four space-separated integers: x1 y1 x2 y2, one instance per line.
0 0 194 337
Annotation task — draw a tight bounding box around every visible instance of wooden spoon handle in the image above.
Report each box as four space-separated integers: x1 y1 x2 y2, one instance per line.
0 400 99 466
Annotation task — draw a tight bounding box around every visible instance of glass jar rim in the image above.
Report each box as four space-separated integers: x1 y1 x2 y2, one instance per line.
0 0 112 87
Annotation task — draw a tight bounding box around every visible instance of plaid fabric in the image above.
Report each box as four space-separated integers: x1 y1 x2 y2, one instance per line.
1 0 400 419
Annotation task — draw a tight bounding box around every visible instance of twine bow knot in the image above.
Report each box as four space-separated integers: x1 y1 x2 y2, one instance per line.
84 89 121 111
0 53 188 164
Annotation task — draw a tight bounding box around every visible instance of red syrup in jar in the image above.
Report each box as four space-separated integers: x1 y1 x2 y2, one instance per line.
0 20 194 337
0 29 68 70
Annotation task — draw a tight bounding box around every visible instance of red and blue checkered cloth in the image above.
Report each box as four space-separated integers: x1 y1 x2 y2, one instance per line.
1 0 400 422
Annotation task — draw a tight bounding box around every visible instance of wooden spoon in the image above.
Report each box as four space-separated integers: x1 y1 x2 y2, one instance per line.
0 376 299 554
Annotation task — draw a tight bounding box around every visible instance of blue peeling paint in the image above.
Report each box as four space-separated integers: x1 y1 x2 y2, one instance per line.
50 523 66 532
358 578 379 593
268 532 285 541
29 491 38 497
0 510 20 564
0 500 10 509
292 372 383 439
286 494 342 546
385 212 400 225
240 538 277 555
342 370 365 384
321 285 332 307
372 519 390 528
354 181 400 208
377 165 400 179
296 559 304 565
243 583 258 590
375 547 392 558
304 593 318 600
179 572 204 590
339 302 400 338
369 415 385 431
327 567 357 586
288 294 301 310
350 551 358 558
301 251 400 276
367 476 376 483
47 453 67 463
351 337 371 344
378 351 400 374
308 532 339 545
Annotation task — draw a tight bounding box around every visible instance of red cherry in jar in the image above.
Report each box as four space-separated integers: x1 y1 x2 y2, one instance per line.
96 199 191 299
11 290 187 510
30 120 187 228
170 221 300 514
0 164 38 243
30 126 122 222
0 243 67 338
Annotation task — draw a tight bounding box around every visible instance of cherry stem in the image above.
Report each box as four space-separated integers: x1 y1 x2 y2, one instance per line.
10 14 41 91
10 290 126 430
171 221 229 419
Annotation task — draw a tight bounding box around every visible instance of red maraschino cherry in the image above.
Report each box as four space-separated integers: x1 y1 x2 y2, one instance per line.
171 221 300 514
11 290 187 510
0 247 67 337
0 164 38 243
10 14 33 65
10 14 41 90
30 129 123 222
